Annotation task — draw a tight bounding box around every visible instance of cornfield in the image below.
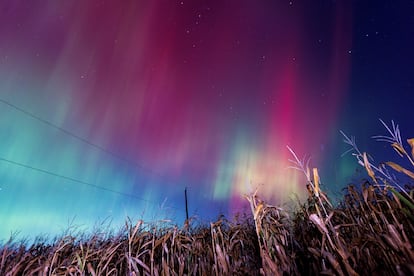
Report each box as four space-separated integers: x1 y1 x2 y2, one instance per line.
1 120 413 275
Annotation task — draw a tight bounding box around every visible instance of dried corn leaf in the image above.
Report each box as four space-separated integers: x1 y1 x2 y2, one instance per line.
254 203 263 220
382 234 399 252
391 142 406 157
87 263 96 276
408 138 414 159
215 244 229 274
363 153 377 183
322 250 345 276
309 214 328 235
391 190 403 209
389 187 414 211
362 185 369 204
386 161 414 180
262 251 280 276
308 247 321 257
131 257 151 273
387 224 404 248
313 168 320 197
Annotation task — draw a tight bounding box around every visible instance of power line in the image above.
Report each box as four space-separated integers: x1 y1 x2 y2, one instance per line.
0 98 169 180
0 98 191 213
0 156 178 210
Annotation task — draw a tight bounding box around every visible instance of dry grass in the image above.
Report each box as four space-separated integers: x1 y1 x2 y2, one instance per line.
1 120 414 275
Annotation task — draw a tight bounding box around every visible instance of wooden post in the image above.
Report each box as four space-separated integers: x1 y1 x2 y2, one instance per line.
185 187 189 221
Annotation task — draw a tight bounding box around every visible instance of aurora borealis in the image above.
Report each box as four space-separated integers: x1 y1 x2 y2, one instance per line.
1 1 413 241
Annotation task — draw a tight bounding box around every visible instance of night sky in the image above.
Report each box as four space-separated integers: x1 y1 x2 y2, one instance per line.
1 1 413 241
